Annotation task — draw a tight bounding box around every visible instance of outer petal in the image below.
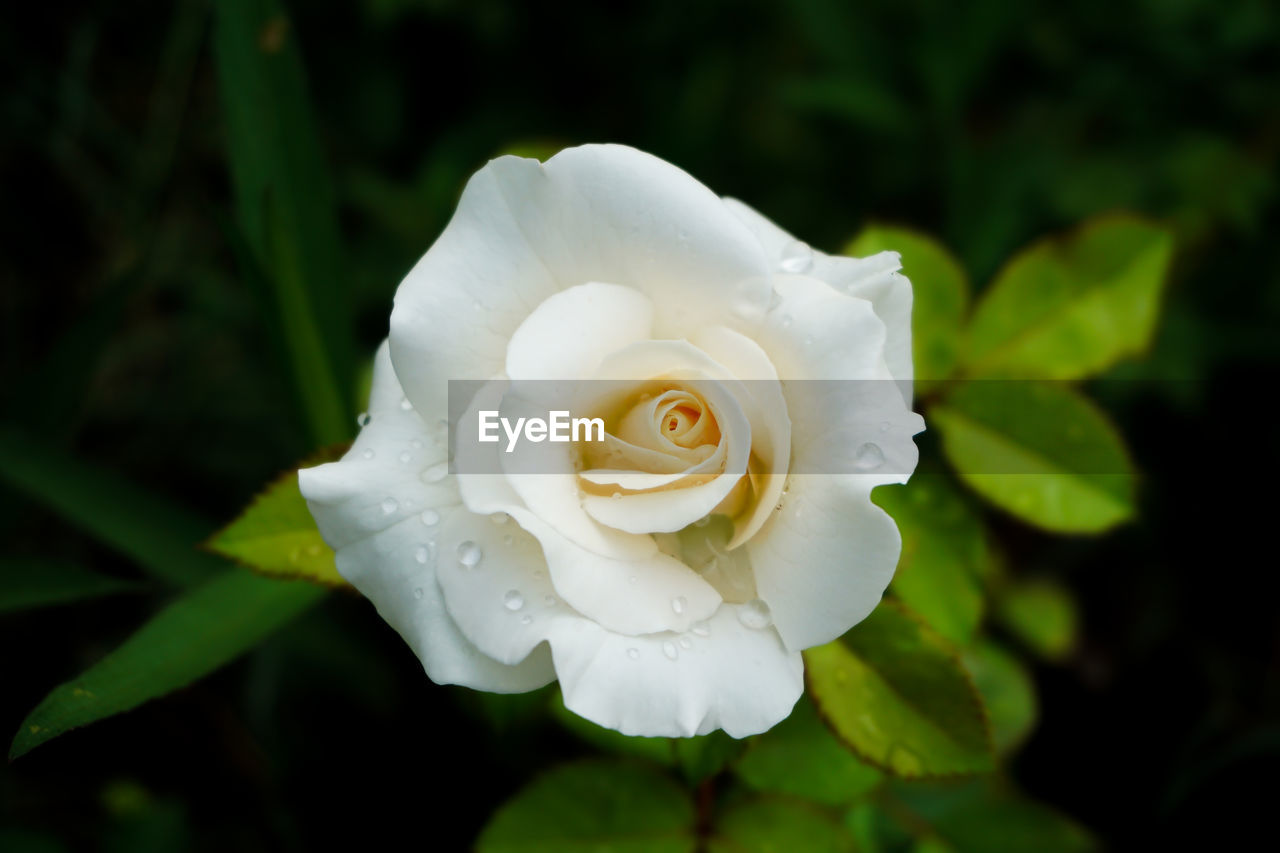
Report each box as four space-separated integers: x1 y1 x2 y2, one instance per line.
390 145 771 419
299 342 555 692
434 507 803 737
746 276 925 651
722 196 914 391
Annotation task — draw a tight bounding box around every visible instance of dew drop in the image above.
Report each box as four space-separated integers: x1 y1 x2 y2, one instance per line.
520 614 533 625
424 462 449 483
399 396 413 411
738 598 773 630
691 620 711 637
853 442 885 471
611 492 622 501
490 512 510 525
414 545 432 564
627 648 640 660
678 637 692 649
356 412 371 427
671 596 687 616
420 509 440 527
730 278 774 320
398 451 412 464
778 240 814 273
503 589 525 611
662 641 679 661
456 540 482 568
361 448 375 460
380 497 399 515
413 587 424 600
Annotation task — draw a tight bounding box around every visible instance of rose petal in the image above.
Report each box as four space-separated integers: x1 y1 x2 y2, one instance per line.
506 282 654 381
456 381 722 636
390 146 771 419
434 508 802 737
723 196 914 394
300 342 554 691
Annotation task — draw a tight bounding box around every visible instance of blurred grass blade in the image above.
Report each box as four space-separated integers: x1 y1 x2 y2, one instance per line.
931 381 1136 532
477 760 696 853
805 600 994 778
0 425 223 587
207 464 348 588
10 570 325 759
212 0 352 447
0 559 143 613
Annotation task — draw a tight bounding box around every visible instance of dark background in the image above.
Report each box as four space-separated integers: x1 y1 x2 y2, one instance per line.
2 0 1278 848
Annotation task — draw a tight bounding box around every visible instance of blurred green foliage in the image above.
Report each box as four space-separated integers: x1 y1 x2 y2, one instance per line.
2 0 1277 849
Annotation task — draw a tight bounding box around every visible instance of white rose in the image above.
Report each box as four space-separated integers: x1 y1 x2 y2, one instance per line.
300 144 923 738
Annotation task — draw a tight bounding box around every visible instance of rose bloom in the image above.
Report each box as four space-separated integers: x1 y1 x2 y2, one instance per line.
301 144 922 737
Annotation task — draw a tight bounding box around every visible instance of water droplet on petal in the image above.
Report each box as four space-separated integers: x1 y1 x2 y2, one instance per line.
380 497 399 515
503 589 524 611
398 451 412 464
671 596 686 616
490 512 510 525
361 448 375 460
627 648 640 660
691 620 711 637
662 641 679 661
738 598 773 630
678 637 692 649
778 240 814 273
854 442 885 471
356 412 371 427
520 614 533 625
414 545 432 564
424 462 448 483
420 509 440 527
412 587 424 600
456 541 482 568
611 492 622 501
400 396 413 411
731 278 774 320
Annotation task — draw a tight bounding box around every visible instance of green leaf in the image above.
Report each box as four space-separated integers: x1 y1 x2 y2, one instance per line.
962 641 1038 754
804 600 994 778
930 381 1136 533
995 579 1079 662
476 760 696 853
212 0 352 447
735 695 882 806
874 477 989 645
709 796 856 853
889 779 1097 852
206 467 346 587
846 226 969 391
962 215 1173 379
10 570 324 759
0 425 222 587
0 559 143 613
